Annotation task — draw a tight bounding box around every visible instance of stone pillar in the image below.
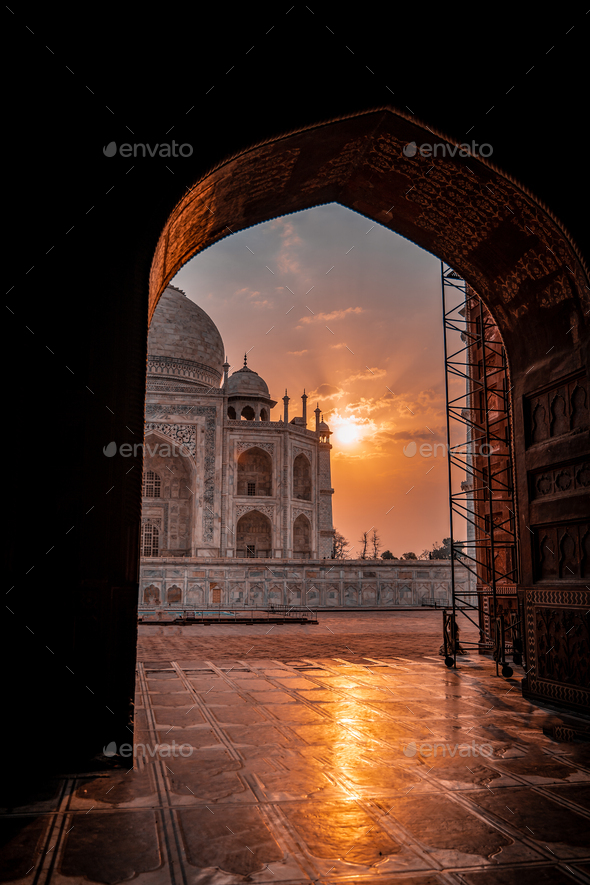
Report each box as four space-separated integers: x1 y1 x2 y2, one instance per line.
220 400 231 556
302 390 308 427
282 430 290 557
283 390 289 424
315 403 321 432
318 430 335 559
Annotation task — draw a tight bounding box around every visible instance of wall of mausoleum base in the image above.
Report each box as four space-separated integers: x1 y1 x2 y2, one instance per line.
139 558 475 609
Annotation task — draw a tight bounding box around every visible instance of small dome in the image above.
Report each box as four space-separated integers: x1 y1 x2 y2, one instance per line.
148 285 225 389
319 420 331 431
227 356 272 401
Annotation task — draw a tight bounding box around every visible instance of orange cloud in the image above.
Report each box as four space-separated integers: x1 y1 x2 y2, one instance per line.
343 367 387 384
297 306 364 327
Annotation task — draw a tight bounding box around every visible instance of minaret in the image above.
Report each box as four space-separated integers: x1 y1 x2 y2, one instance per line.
222 356 230 388
302 389 308 427
314 402 321 433
283 389 290 424
317 414 334 558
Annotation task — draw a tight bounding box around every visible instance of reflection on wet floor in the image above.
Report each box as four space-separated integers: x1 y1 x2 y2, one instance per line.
2 655 590 884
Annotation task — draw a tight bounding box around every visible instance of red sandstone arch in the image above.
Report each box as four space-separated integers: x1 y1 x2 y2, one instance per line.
148 108 588 370
147 107 589 712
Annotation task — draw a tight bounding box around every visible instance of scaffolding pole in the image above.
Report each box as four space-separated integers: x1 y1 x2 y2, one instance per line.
441 262 519 674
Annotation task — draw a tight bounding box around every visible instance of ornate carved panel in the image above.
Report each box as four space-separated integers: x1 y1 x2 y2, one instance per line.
524 373 588 447
533 521 590 580
145 422 196 455
147 354 221 387
235 504 275 520
235 441 275 455
523 587 590 711
143 584 161 604
293 446 312 461
292 507 312 522
530 460 590 499
146 405 216 541
534 605 589 687
166 584 182 604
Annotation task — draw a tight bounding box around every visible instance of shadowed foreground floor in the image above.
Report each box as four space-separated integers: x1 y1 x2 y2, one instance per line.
2 613 589 884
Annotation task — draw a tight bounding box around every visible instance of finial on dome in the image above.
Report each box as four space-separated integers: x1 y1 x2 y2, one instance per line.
244 352 248 367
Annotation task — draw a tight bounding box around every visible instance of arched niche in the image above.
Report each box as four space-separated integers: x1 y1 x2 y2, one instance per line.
293 453 312 500
237 447 272 496
293 513 311 559
236 510 272 559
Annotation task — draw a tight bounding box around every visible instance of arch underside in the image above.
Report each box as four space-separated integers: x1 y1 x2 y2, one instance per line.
149 109 588 373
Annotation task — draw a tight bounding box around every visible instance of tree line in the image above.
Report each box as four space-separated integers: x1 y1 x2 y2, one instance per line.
331 529 462 561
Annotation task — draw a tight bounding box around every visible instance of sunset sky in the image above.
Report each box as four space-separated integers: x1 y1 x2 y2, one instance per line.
171 203 467 557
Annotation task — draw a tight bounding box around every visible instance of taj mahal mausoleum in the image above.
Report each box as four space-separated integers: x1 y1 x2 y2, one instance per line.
139 286 470 613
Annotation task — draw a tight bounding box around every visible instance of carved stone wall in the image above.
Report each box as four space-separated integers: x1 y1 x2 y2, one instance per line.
533 522 589 581
145 423 196 456
523 587 590 712
145 404 217 543
525 374 588 447
138 559 470 609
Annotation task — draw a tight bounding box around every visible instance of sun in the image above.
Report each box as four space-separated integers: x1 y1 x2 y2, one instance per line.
336 424 362 445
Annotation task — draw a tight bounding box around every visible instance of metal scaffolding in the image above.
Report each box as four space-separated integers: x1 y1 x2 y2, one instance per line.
441 262 520 674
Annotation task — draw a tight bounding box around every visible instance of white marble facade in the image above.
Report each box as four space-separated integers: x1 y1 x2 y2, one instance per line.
141 286 335 569
139 558 473 610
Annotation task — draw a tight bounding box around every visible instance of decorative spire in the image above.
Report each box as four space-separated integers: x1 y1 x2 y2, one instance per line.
302 389 308 427
283 389 290 424
244 352 248 367
315 402 321 433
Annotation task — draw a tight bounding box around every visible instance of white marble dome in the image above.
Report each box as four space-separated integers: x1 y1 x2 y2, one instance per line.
227 358 272 401
147 285 225 389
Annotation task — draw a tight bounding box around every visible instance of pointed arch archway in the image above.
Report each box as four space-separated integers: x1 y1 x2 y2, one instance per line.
147 107 589 711
293 513 312 560
293 453 312 501
236 510 273 559
237 447 273 497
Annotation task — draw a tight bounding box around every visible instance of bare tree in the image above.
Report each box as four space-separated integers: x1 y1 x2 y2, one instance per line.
358 531 369 560
370 528 382 559
332 529 349 559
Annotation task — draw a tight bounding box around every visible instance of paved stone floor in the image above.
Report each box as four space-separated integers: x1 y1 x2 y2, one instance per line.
2 613 590 885
136 611 468 663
